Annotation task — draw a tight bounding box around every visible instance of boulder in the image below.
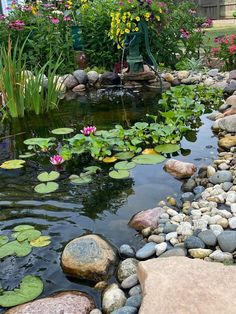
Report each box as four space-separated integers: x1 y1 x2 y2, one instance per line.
212 114 236 132
224 80 236 94
216 108 236 119
5 291 95 314
72 84 86 92
164 159 197 179
87 71 99 84
229 70 236 80
61 234 117 282
177 71 190 80
128 207 164 231
138 257 236 314
62 74 78 90
226 95 236 106
73 69 88 84
100 72 121 85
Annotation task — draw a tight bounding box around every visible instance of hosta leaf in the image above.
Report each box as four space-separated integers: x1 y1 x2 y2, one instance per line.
0 160 25 170
16 229 41 242
132 154 166 165
34 182 59 194
0 235 8 247
51 128 74 135
30 236 51 247
0 240 32 258
69 174 92 185
142 148 157 155
115 152 134 160
0 275 43 307
154 144 180 154
13 225 35 232
114 161 136 171
103 156 117 163
109 170 130 179
37 171 60 182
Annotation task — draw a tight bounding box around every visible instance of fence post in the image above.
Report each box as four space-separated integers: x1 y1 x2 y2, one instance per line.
216 0 220 19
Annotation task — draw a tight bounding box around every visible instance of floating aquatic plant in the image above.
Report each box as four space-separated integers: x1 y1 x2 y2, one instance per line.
34 182 59 194
50 155 64 165
69 174 92 185
30 236 51 247
132 154 166 165
24 137 55 152
154 144 180 154
114 161 136 171
37 171 60 182
0 159 25 170
103 156 117 163
51 127 74 135
109 169 130 179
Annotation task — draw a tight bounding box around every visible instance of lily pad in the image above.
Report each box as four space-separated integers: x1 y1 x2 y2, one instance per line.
83 166 101 174
19 153 36 159
13 225 35 232
142 148 157 155
103 156 117 163
69 174 92 185
0 240 32 258
24 137 55 146
30 236 51 247
114 161 136 171
154 144 180 154
109 170 130 179
51 128 74 135
0 275 43 307
0 235 8 247
16 229 41 242
34 182 59 194
115 152 135 160
37 171 60 182
0 159 25 170
132 154 166 165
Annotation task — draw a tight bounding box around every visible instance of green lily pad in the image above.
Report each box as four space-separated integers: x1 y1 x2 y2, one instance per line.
37 171 60 182
154 144 180 154
83 166 101 174
16 229 41 242
18 153 36 159
0 159 25 170
0 235 9 247
114 161 136 171
109 170 130 179
0 240 32 258
24 138 55 146
30 236 51 247
34 182 59 194
132 154 166 165
0 275 43 307
51 128 74 135
13 225 35 232
69 174 92 185
115 152 135 160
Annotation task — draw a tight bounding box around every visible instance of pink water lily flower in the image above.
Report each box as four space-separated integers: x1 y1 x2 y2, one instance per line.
50 155 64 165
81 126 96 136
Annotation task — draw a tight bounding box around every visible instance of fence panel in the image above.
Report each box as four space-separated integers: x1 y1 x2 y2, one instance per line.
195 0 236 19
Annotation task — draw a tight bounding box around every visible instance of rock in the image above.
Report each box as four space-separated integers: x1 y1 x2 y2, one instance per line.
124 70 155 81
217 108 236 120
163 73 175 83
159 248 186 257
137 256 236 314
163 223 177 234
226 191 236 204
94 281 108 291
217 217 229 229
188 248 213 259
125 294 142 308
225 80 236 94
128 207 164 231
209 170 233 184
87 71 99 84
100 72 121 85
155 242 167 256
213 114 236 132
141 227 152 238
208 68 219 77
72 84 86 92
111 306 137 314
119 244 135 258
164 159 197 179
184 236 205 249
222 182 233 192
181 179 196 192
207 112 220 121
73 69 88 84
229 217 236 229
226 95 236 106
181 192 195 202
117 258 139 282
61 234 117 282
5 291 95 314
219 136 236 149
121 274 138 289
207 165 216 177
136 242 156 260
176 222 192 236
129 285 142 296
210 224 224 236
102 284 126 314
177 71 190 80
204 77 215 86
229 70 236 80
209 250 233 262
198 230 217 246
90 310 102 314
193 185 205 195
165 232 177 241
217 231 236 252
148 235 165 243
62 74 78 90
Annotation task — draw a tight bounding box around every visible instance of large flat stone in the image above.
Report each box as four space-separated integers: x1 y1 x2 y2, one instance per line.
138 257 236 314
128 207 164 231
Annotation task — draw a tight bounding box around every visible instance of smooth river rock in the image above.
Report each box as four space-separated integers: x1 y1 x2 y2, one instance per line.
128 207 164 231
209 170 233 184
136 242 156 260
217 231 236 252
212 114 236 132
102 284 126 314
5 291 95 314
117 258 139 282
138 257 236 314
164 159 197 179
61 234 117 282
219 136 236 149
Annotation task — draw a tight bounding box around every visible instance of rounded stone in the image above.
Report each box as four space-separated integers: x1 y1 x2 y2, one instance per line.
181 192 195 202
217 218 229 229
119 244 135 258
198 230 217 246
163 223 177 234
90 310 102 314
129 285 142 296
73 69 88 84
102 284 126 314
117 258 139 282
121 274 139 289
155 242 167 256
184 236 205 249
181 179 196 192
61 235 117 282
62 74 78 89
136 242 156 260
229 217 236 229
125 294 142 308
222 182 233 192
165 232 178 241
217 231 236 252
72 84 86 92
209 250 233 262
111 306 137 314
209 171 233 184
189 248 213 259
148 235 165 243
87 71 99 84
193 186 205 195
159 247 187 257
5 291 95 314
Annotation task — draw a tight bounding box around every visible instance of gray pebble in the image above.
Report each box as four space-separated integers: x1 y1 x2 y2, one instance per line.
209 170 233 184
198 230 217 246
159 247 186 257
217 231 236 252
119 244 135 258
181 192 195 202
193 185 205 195
222 182 233 192
185 236 205 249
121 274 138 289
163 223 177 234
129 285 141 296
125 294 142 308
111 306 137 314
135 242 156 260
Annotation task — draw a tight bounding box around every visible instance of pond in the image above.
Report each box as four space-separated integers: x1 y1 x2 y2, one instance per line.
0 87 218 311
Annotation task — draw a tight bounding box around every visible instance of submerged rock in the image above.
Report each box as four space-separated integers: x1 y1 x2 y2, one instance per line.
164 159 197 179
5 291 95 314
61 234 117 282
128 207 164 231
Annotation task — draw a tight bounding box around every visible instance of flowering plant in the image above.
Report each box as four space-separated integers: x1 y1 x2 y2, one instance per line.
211 34 236 70
109 0 167 48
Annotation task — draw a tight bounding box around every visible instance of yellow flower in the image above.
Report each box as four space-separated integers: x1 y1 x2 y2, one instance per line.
125 28 130 33
135 27 139 32
159 8 163 14
144 12 151 20
135 16 140 21
155 15 160 21
127 22 131 28
122 16 126 22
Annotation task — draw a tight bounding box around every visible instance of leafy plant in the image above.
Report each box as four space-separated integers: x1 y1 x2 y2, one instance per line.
109 169 130 179
176 57 204 71
24 137 55 152
37 171 60 182
51 128 74 135
211 34 236 70
34 182 59 194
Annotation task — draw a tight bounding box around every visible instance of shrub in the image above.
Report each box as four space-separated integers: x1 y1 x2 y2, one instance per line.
211 34 236 70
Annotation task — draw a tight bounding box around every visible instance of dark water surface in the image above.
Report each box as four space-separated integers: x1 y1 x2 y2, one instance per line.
0 88 218 311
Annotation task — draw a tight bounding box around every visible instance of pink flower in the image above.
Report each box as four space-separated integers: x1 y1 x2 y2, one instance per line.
0 14 5 20
63 16 71 21
211 47 219 54
50 17 60 24
50 155 64 165
81 126 96 136
180 28 190 39
8 20 25 30
229 45 236 54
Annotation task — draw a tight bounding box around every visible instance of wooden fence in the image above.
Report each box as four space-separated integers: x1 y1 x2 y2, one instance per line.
195 0 236 19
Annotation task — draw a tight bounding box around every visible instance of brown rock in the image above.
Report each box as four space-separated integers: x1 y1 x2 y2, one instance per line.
128 207 164 231
219 135 236 149
123 71 155 81
226 95 236 106
164 159 197 179
229 70 236 80
5 291 95 314
163 73 175 83
216 108 236 119
72 84 86 92
61 235 117 282
138 257 236 314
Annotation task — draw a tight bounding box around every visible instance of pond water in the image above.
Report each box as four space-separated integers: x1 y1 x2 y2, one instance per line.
0 88 218 311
